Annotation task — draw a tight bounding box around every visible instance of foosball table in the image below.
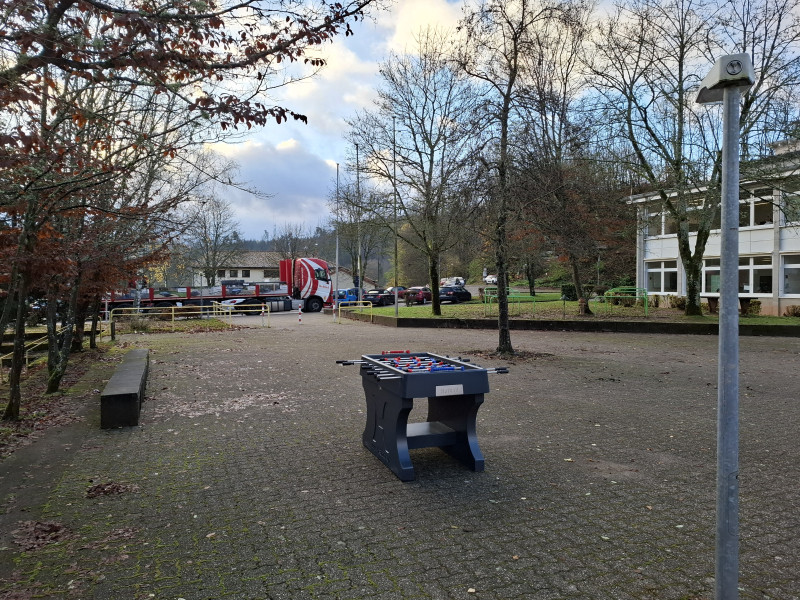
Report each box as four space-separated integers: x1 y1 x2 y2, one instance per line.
338 351 508 481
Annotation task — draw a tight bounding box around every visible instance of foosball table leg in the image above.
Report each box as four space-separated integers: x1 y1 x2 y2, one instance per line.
362 382 416 481
427 394 485 472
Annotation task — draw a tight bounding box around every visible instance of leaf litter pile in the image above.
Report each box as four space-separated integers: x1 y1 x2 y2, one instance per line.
85 481 139 498
146 390 292 419
146 352 296 419
11 520 73 552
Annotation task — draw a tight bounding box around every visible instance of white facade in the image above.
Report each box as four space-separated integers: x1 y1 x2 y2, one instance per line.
191 251 283 287
632 158 800 316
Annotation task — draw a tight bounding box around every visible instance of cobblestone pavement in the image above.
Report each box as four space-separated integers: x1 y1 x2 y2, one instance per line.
1 312 799 599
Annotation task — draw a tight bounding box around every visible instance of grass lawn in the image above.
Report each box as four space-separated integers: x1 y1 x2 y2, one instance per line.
364 292 800 326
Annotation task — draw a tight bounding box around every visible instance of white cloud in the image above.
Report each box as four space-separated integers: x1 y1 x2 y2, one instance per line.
206 1 466 238
377 0 463 53
208 138 337 239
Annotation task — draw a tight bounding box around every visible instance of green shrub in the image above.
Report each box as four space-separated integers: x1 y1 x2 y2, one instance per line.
784 305 800 317
669 296 687 310
746 299 761 316
560 284 577 301
537 263 571 287
613 274 636 288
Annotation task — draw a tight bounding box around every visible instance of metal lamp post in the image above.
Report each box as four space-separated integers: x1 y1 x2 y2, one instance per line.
393 116 399 317
696 53 755 600
355 143 362 304
334 163 340 321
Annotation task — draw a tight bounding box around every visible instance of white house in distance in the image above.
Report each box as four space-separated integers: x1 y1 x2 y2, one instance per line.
189 251 376 291
191 251 284 287
629 142 800 316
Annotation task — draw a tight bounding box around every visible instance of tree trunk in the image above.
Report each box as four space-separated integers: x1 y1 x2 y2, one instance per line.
525 263 536 296
72 301 87 351
89 298 101 350
46 289 60 375
570 257 592 315
46 273 81 394
684 257 703 316
3 277 28 421
428 255 441 316
495 206 513 354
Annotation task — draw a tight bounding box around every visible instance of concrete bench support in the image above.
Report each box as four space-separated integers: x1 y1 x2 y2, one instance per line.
101 349 149 428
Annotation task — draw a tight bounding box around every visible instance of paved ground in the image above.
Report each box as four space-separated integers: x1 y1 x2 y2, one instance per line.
1 312 799 600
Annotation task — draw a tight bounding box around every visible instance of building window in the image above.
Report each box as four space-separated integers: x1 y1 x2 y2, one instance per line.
229 270 238 277
646 261 678 293
242 270 250 278
783 255 800 295
703 258 721 294
263 269 270 278
217 269 225 279
644 205 708 236
707 257 773 295
645 209 663 237
664 215 679 235
782 191 800 225
739 256 772 294
739 189 774 227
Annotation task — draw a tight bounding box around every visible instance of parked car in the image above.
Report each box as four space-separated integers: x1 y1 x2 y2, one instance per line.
440 277 465 287
363 289 395 306
439 285 473 303
336 288 361 302
384 286 407 298
404 286 432 305
484 274 498 284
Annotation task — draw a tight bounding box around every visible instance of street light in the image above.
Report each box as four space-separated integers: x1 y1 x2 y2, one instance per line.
696 52 755 600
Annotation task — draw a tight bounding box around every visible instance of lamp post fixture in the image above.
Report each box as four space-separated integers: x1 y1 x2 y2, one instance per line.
696 53 755 600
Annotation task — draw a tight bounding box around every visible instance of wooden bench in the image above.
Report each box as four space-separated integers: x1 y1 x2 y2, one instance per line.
101 349 149 428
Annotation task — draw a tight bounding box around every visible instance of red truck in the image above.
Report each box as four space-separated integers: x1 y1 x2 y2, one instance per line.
106 258 333 314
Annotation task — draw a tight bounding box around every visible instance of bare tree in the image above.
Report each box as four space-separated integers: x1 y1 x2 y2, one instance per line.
588 0 800 314
510 0 603 306
271 222 312 260
331 181 391 290
346 27 485 315
458 0 571 353
183 195 244 287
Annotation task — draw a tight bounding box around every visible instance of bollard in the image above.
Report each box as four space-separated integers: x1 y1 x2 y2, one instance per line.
261 303 265 316
298 306 302 324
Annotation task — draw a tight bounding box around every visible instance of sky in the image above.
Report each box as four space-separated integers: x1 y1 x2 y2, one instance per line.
209 0 464 240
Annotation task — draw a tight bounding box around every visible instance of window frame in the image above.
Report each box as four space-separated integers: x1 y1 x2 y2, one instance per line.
645 260 679 294
782 254 800 296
